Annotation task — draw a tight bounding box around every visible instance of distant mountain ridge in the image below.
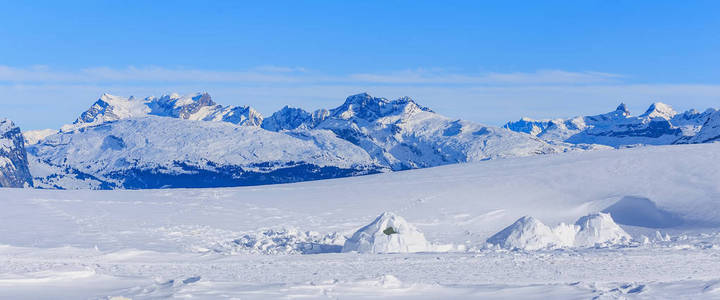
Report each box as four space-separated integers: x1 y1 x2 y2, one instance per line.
503 102 719 147
62 93 263 132
25 92 591 189
17 92 718 190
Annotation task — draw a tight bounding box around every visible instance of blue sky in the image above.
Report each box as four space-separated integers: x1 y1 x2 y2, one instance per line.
1 0 719 129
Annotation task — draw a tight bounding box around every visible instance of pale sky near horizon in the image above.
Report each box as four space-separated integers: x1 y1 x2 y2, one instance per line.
1 0 719 130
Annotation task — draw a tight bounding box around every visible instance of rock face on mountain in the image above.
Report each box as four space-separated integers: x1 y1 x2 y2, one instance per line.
676 110 720 144
0 119 33 188
504 103 718 147
28 92 591 189
261 106 328 131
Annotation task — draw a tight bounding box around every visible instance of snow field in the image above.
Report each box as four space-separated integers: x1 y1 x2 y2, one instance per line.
1 143 720 298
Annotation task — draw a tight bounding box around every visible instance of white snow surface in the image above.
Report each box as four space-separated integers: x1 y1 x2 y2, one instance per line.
342 212 430 253
1 143 720 298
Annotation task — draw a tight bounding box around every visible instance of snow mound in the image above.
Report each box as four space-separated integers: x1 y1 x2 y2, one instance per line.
486 216 568 250
488 213 630 250
211 228 345 255
574 213 631 247
342 212 430 253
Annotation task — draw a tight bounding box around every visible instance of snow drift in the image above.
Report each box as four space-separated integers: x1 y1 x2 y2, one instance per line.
212 228 345 255
342 212 430 253
488 213 630 250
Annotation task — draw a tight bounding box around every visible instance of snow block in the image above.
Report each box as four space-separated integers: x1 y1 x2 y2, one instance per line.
488 213 631 250
486 216 568 250
574 213 631 247
342 212 430 253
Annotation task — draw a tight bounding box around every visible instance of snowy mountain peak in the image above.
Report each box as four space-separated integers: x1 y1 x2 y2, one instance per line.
261 106 313 131
64 92 264 131
64 93 150 132
330 93 432 122
147 92 265 126
149 92 218 119
616 103 630 115
641 102 677 120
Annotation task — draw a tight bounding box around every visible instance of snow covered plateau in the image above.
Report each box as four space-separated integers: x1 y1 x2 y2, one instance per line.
1 143 720 299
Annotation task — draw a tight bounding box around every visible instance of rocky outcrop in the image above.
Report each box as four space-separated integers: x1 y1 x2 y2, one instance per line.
0 119 33 187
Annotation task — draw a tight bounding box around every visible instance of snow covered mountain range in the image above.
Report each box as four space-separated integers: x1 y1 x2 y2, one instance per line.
504 102 720 147
4 92 717 190
22 92 587 189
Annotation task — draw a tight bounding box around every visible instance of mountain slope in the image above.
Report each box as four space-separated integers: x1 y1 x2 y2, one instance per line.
0 119 33 187
677 110 720 144
29 117 382 189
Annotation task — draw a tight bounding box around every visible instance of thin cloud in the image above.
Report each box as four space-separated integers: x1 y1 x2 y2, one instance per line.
349 69 622 85
0 65 622 85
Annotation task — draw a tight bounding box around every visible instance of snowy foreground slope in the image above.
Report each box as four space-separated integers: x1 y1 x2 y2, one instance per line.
1 144 720 299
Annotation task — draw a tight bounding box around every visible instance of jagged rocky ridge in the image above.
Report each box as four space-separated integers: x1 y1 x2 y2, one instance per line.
0 119 33 187
504 102 719 147
27 92 589 189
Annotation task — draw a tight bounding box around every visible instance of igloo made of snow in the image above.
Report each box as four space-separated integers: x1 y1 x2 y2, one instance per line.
342 212 430 253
